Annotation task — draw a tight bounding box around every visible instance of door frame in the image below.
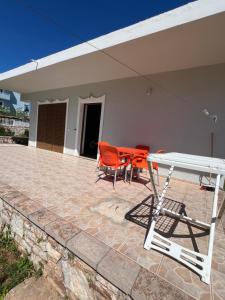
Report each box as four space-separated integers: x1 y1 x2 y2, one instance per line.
35 98 69 153
75 95 105 158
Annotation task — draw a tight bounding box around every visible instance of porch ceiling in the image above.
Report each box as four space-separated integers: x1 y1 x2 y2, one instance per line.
0 1 225 94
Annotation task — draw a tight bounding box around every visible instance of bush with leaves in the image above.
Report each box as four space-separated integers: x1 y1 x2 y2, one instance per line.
0 106 10 116
15 107 29 121
23 129 29 137
0 126 15 137
0 227 42 299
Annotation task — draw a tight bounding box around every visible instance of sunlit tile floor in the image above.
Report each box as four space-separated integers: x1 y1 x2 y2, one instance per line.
0 145 225 299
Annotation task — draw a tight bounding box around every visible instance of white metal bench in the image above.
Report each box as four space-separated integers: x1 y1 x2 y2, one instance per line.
145 152 225 284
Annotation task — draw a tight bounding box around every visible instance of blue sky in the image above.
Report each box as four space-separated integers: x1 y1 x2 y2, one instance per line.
0 0 195 73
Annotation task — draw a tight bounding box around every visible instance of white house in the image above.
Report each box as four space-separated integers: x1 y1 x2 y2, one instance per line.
0 114 29 128
0 90 29 115
0 0 225 181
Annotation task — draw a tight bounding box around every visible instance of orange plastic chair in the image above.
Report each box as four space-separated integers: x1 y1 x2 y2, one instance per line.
97 141 110 169
130 154 148 182
129 145 150 182
130 147 165 184
136 145 150 152
98 144 131 188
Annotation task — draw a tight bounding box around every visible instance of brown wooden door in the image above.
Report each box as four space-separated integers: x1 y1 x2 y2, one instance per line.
52 103 67 153
37 103 66 153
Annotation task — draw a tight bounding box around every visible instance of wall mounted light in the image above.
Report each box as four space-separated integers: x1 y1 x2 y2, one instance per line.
202 108 218 158
146 87 153 96
202 109 218 124
202 108 219 189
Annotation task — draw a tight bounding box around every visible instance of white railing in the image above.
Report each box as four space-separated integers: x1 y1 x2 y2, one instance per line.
0 118 29 127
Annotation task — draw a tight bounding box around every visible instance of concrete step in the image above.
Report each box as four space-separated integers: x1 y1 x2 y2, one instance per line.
5 277 65 300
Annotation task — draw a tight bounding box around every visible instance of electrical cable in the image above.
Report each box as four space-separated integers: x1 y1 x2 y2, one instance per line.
15 0 192 101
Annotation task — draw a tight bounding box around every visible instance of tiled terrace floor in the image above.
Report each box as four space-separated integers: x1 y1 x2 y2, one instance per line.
0 145 225 299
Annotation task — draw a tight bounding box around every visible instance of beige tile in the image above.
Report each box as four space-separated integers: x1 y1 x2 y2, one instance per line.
0 145 224 300
159 257 211 299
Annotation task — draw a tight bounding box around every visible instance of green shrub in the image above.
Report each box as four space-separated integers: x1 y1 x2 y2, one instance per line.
6 128 15 136
0 126 15 136
0 228 41 299
0 126 6 136
23 129 29 137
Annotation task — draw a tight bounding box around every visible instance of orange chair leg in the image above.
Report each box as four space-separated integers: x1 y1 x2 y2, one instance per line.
124 166 127 182
130 167 133 183
113 169 117 189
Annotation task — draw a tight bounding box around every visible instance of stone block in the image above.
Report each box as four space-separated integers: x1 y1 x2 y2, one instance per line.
43 260 66 297
11 213 24 238
131 268 194 300
67 231 110 269
0 211 6 230
24 222 47 243
1 209 11 224
61 258 95 300
32 243 48 262
45 218 80 247
95 274 130 300
46 237 64 263
97 249 140 295
0 184 14 197
0 198 3 211
29 208 58 230
14 197 40 217
3 190 25 206
3 201 13 213
30 252 44 269
20 239 32 254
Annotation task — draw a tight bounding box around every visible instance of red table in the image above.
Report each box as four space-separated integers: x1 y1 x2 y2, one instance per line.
116 146 148 157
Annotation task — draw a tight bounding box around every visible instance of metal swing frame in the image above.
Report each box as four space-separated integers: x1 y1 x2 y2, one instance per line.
144 152 225 284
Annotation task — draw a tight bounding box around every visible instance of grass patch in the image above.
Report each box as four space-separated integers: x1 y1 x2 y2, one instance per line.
0 228 41 299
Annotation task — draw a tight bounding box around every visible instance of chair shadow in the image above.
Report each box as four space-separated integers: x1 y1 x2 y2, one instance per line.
129 175 152 190
96 167 152 190
125 194 209 253
96 169 126 184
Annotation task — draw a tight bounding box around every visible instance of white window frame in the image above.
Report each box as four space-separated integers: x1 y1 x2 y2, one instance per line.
75 95 105 158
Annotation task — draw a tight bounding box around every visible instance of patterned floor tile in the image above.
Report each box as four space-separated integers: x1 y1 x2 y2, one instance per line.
0 145 224 299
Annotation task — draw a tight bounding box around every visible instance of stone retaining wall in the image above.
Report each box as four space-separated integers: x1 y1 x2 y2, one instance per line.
0 200 128 300
0 136 14 144
0 183 193 300
2 125 29 136
0 136 29 145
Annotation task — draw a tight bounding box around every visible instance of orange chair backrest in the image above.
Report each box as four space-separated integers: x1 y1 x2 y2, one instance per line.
99 145 119 167
132 155 148 169
98 141 110 160
136 145 150 152
98 141 110 149
152 149 166 170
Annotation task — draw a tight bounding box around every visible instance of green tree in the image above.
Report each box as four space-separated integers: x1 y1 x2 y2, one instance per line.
0 106 10 116
15 107 30 121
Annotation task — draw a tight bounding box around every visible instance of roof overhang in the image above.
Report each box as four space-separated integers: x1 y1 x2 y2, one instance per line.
1 0 225 94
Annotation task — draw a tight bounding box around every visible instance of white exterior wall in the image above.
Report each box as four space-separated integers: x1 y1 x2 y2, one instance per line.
26 63 225 182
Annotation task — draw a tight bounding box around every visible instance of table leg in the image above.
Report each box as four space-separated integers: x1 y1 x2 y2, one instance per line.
202 173 221 283
144 163 174 250
147 160 158 199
